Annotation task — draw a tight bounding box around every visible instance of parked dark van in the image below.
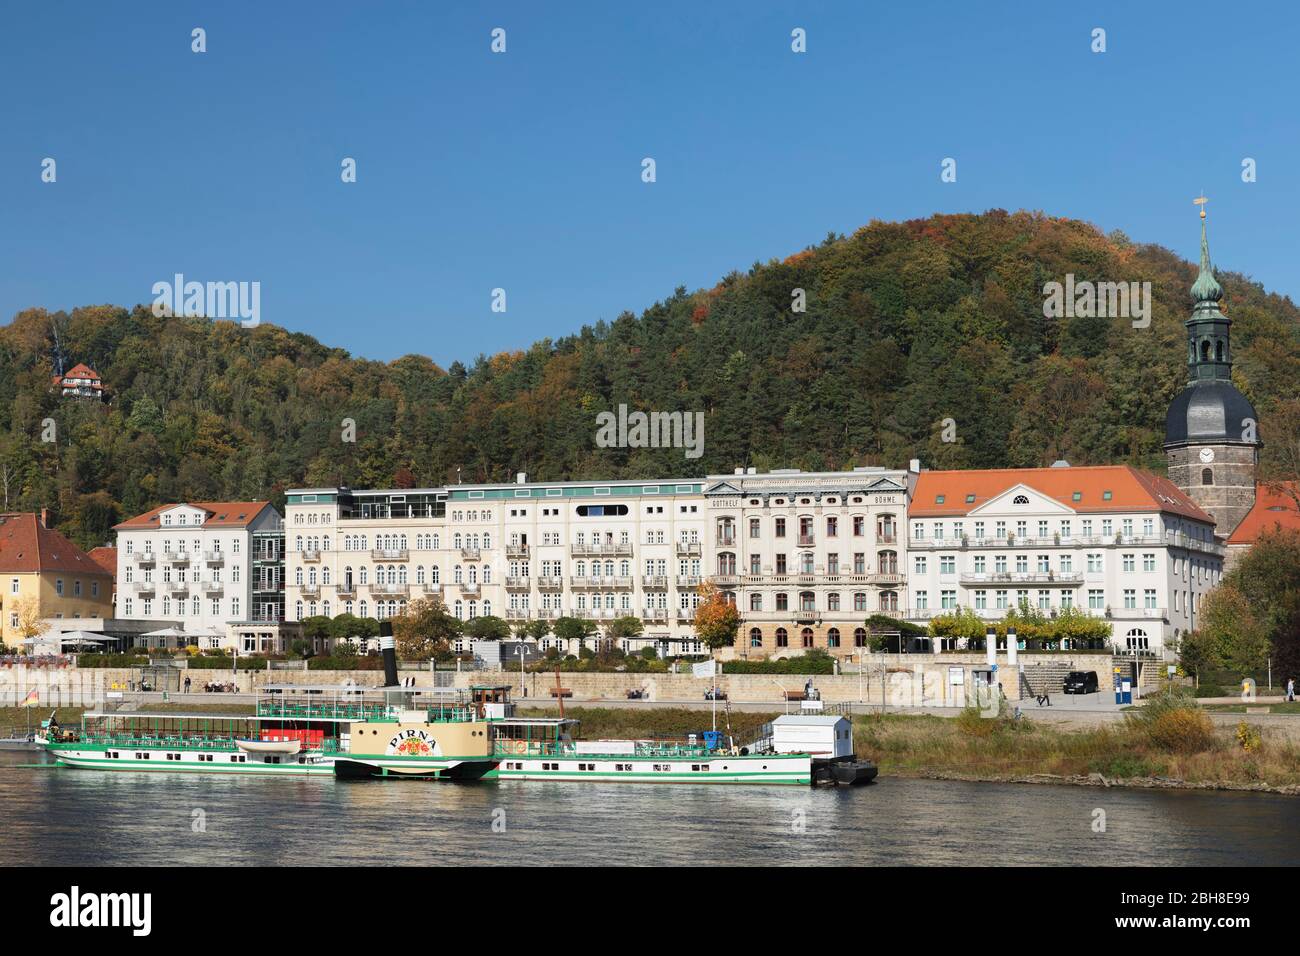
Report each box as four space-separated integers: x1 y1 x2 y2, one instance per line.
1063 670 1099 694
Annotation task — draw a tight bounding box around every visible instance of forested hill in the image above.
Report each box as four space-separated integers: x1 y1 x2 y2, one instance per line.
3 209 1299 550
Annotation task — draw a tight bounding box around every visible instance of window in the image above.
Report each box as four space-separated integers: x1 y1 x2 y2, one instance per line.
1201 468 1213 485
775 628 788 648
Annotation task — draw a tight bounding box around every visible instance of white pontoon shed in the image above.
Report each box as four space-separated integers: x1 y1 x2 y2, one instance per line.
771 715 853 759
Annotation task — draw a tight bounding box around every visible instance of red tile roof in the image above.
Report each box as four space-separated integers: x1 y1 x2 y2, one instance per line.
113 501 273 531
0 513 115 576
52 363 103 387
910 465 1215 524
1227 484 1300 545
87 546 118 577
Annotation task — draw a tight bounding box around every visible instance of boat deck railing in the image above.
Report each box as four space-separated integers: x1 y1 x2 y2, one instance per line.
492 740 716 759
56 734 342 754
255 700 481 724
256 701 392 721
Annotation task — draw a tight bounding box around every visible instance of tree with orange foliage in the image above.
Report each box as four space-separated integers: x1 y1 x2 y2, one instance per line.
693 582 740 654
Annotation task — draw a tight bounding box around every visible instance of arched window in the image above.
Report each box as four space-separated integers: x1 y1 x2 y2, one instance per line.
749 627 763 648
827 628 841 648
801 627 814 648
854 627 868 648
717 552 736 575
878 550 898 574
1202 468 1213 485
880 590 899 612
775 627 789 648
1215 340 1225 362
1201 340 1212 362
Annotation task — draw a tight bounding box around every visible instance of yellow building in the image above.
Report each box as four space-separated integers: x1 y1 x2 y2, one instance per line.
0 512 114 649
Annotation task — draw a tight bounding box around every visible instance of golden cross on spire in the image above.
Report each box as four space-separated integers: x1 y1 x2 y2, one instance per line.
1194 193 1208 219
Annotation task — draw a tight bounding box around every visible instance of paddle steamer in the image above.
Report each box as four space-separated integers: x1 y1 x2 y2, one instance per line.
43 634 874 786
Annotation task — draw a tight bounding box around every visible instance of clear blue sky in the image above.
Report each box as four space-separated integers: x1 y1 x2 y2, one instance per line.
1 0 1294 364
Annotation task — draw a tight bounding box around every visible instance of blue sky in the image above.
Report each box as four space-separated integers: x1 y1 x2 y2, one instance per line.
1 0 1295 364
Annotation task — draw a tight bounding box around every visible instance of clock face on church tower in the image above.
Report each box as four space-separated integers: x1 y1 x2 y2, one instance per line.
1199 447 1215 464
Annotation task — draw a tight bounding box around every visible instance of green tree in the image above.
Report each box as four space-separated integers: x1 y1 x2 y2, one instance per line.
463 615 510 641
553 615 597 651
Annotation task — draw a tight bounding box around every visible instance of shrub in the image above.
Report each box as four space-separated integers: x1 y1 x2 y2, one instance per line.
1236 721 1263 753
954 706 997 737
1144 707 1216 753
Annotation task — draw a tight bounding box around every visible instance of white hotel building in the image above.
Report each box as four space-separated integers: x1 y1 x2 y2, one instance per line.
904 465 1224 657
284 477 711 655
113 501 285 646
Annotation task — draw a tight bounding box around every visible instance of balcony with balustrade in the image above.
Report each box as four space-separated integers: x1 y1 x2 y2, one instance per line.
505 576 531 589
371 548 409 561
203 550 226 564
371 583 409 597
641 607 668 622
201 580 224 594
641 574 668 589
958 571 1084 586
460 547 482 561
300 550 321 562
506 544 530 559
676 574 702 588
675 541 701 557
131 551 156 565
571 542 633 557
536 576 564 590
164 552 189 564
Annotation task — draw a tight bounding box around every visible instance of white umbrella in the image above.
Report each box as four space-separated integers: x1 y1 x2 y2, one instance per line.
142 627 188 638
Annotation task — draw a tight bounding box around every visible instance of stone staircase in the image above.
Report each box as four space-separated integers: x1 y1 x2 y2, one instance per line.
1017 661 1074 697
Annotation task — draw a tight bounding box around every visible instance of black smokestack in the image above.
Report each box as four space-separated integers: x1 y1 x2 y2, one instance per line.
379 621 398 687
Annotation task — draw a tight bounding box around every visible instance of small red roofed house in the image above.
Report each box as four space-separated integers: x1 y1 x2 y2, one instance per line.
52 363 105 400
1226 483 1300 566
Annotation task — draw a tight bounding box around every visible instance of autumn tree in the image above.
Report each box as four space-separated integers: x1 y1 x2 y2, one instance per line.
693 582 740 653
391 597 461 660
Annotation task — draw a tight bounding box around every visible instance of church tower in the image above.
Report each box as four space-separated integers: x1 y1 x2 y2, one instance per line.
1164 201 1261 538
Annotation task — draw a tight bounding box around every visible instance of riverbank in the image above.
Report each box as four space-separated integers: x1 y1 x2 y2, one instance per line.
11 699 1296 795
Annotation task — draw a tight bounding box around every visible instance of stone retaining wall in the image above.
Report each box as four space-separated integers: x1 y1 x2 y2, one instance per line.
0 653 1126 708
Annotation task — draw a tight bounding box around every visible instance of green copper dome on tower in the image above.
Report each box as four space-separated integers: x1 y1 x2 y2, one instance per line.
1189 207 1224 305
1164 200 1258 449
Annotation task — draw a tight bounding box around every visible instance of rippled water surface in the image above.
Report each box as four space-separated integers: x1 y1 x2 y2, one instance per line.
3 752 1295 866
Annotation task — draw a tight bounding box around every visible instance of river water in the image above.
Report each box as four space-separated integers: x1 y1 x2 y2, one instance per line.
3 751 1295 866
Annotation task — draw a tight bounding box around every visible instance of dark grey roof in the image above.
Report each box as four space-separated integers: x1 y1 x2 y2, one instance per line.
1164 381 1259 447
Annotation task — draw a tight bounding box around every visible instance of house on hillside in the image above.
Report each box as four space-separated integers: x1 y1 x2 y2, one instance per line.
52 363 105 401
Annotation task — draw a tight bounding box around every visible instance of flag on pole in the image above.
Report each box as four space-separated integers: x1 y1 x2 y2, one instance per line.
692 659 717 679
21 689 39 707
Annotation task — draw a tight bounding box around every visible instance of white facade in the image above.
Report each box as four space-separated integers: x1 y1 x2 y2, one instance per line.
115 502 282 640
906 471 1224 657
284 479 709 653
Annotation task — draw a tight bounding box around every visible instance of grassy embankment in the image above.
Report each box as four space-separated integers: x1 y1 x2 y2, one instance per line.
523 696 1300 792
